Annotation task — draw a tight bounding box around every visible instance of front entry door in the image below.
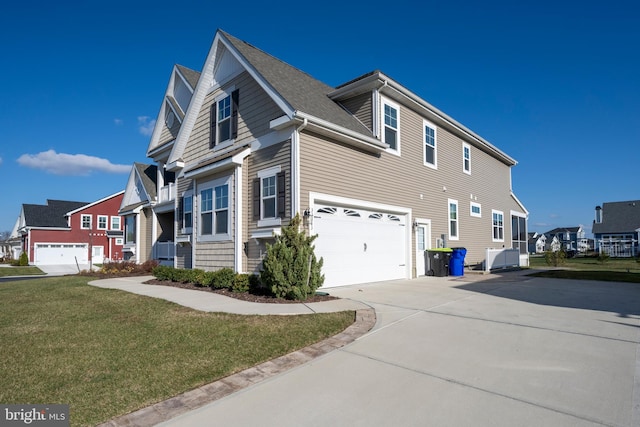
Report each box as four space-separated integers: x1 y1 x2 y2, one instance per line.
415 223 430 276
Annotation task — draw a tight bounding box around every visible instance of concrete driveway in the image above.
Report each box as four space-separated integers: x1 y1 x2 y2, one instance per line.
36 263 93 276
160 271 640 427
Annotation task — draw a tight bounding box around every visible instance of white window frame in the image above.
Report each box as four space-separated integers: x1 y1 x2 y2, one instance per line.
448 199 459 241
381 97 400 155
463 142 471 174
492 209 505 242
81 214 92 230
110 216 121 230
182 191 194 233
257 166 282 227
423 119 437 169
470 202 482 218
97 215 108 230
115 238 123 245
198 176 231 242
213 87 235 150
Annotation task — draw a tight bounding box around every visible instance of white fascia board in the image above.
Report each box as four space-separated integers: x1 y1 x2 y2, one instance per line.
292 112 387 153
511 192 529 215
376 72 517 166
66 190 125 217
183 148 250 179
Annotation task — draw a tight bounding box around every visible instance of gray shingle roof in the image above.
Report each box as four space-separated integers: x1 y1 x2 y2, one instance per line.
134 162 157 199
221 31 373 137
176 64 200 89
23 200 88 228
592 200 640 234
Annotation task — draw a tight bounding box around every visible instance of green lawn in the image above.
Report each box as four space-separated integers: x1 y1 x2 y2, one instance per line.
528 255 640 283
0 265 45 277
0 277 354 426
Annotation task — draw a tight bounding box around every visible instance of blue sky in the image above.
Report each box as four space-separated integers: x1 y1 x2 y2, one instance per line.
1 0 638 236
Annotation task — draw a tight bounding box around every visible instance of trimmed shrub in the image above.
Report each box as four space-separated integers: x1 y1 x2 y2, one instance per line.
209 268 236 290
260 214 324 300
152 265 175 281
544 250 566 267
18 252 29 266
232 274 251 293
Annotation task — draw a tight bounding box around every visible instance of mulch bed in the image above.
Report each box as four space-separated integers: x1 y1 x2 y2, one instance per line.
143 278 338 304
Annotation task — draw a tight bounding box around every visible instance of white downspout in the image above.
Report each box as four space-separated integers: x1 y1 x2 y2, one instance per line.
235 166 243 273
292 117 308 217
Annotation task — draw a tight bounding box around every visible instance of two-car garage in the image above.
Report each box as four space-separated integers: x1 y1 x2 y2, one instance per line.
311 195 411 288
34 243 88 265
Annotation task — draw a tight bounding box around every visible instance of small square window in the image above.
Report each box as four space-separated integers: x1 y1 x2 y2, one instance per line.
81 214 92 229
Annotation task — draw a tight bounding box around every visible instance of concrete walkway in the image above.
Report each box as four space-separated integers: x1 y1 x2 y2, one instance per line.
92 271 640 427
88 275 372 315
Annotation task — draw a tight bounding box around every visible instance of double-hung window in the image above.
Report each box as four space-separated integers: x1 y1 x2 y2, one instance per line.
492 210 504 242
199 179 230 240
97 215 108 230
183 194 193 230
463 143 471 174
448 199 459 240
210 89 239 148
254 166 286 227
110 216 121 230
382 98 399 153
81 214 92 229
424 120 437 168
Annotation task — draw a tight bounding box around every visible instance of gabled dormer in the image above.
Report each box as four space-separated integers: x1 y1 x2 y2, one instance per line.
147 64 200 161
119 163 158 215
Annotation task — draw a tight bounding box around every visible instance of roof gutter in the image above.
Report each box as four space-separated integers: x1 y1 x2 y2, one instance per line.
272 111 387 153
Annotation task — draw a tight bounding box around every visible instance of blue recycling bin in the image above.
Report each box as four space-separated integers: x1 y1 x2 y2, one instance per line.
449 247 467 276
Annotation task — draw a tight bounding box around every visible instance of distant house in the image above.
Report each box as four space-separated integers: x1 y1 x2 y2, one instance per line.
544 226 587 253
528 232 546 254
14 191 125 266
592 201 640 257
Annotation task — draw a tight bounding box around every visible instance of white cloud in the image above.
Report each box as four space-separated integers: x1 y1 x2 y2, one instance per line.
0 157 3 165
17 150 130 176
138 116 156 136
114 118 123 126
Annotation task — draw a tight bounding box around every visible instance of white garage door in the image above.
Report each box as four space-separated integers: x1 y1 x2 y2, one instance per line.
312 204 407 287
35 243 88 265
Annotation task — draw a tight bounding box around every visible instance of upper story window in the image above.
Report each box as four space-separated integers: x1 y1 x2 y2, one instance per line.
210 89 239 149
97 215 108 230
463 143 471 174
199 178 231 241
253 166 286 227
183 194 193 230
111 216 121 230
424 120 437 168
470 202 481 218
81 214 92 229
492 210 504 242
382 98 400 153
448 199 459 241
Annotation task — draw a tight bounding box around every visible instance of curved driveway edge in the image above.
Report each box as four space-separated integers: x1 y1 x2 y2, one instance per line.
89 276 376 427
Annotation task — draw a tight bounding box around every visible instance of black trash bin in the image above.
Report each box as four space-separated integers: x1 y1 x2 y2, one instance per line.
449 247 467 276
425 248 453 277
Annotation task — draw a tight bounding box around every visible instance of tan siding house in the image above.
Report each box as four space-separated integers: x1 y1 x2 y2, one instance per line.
133 29 527 287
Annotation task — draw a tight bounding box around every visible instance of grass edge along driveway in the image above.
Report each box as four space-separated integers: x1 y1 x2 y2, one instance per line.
0 276 355 426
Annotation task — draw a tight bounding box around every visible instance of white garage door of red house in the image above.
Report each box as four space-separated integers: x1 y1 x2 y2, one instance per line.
35 243 88 265
312 205 407 287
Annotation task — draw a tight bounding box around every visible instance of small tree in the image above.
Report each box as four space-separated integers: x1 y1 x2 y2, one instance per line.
18 251 29 266
260 214 324 300
544 248 566 267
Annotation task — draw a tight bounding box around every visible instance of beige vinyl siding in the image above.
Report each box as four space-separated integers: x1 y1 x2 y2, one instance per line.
158 119 179 147
193 172 236 271
299 100 518 271
245 140 292 274
340 93 373 132
182 71 283 164
138 207 153 262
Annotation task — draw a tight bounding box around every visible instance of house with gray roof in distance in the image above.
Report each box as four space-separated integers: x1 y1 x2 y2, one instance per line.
543 226 588 254
592 201 640 257
131 29 528 287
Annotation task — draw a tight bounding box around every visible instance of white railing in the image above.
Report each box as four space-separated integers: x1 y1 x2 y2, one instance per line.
154 241 175 261
598 239 638 257
159 183 176 203
485 248 520 272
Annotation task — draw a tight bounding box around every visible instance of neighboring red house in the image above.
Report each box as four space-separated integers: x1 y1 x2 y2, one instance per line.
16 191 125 266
